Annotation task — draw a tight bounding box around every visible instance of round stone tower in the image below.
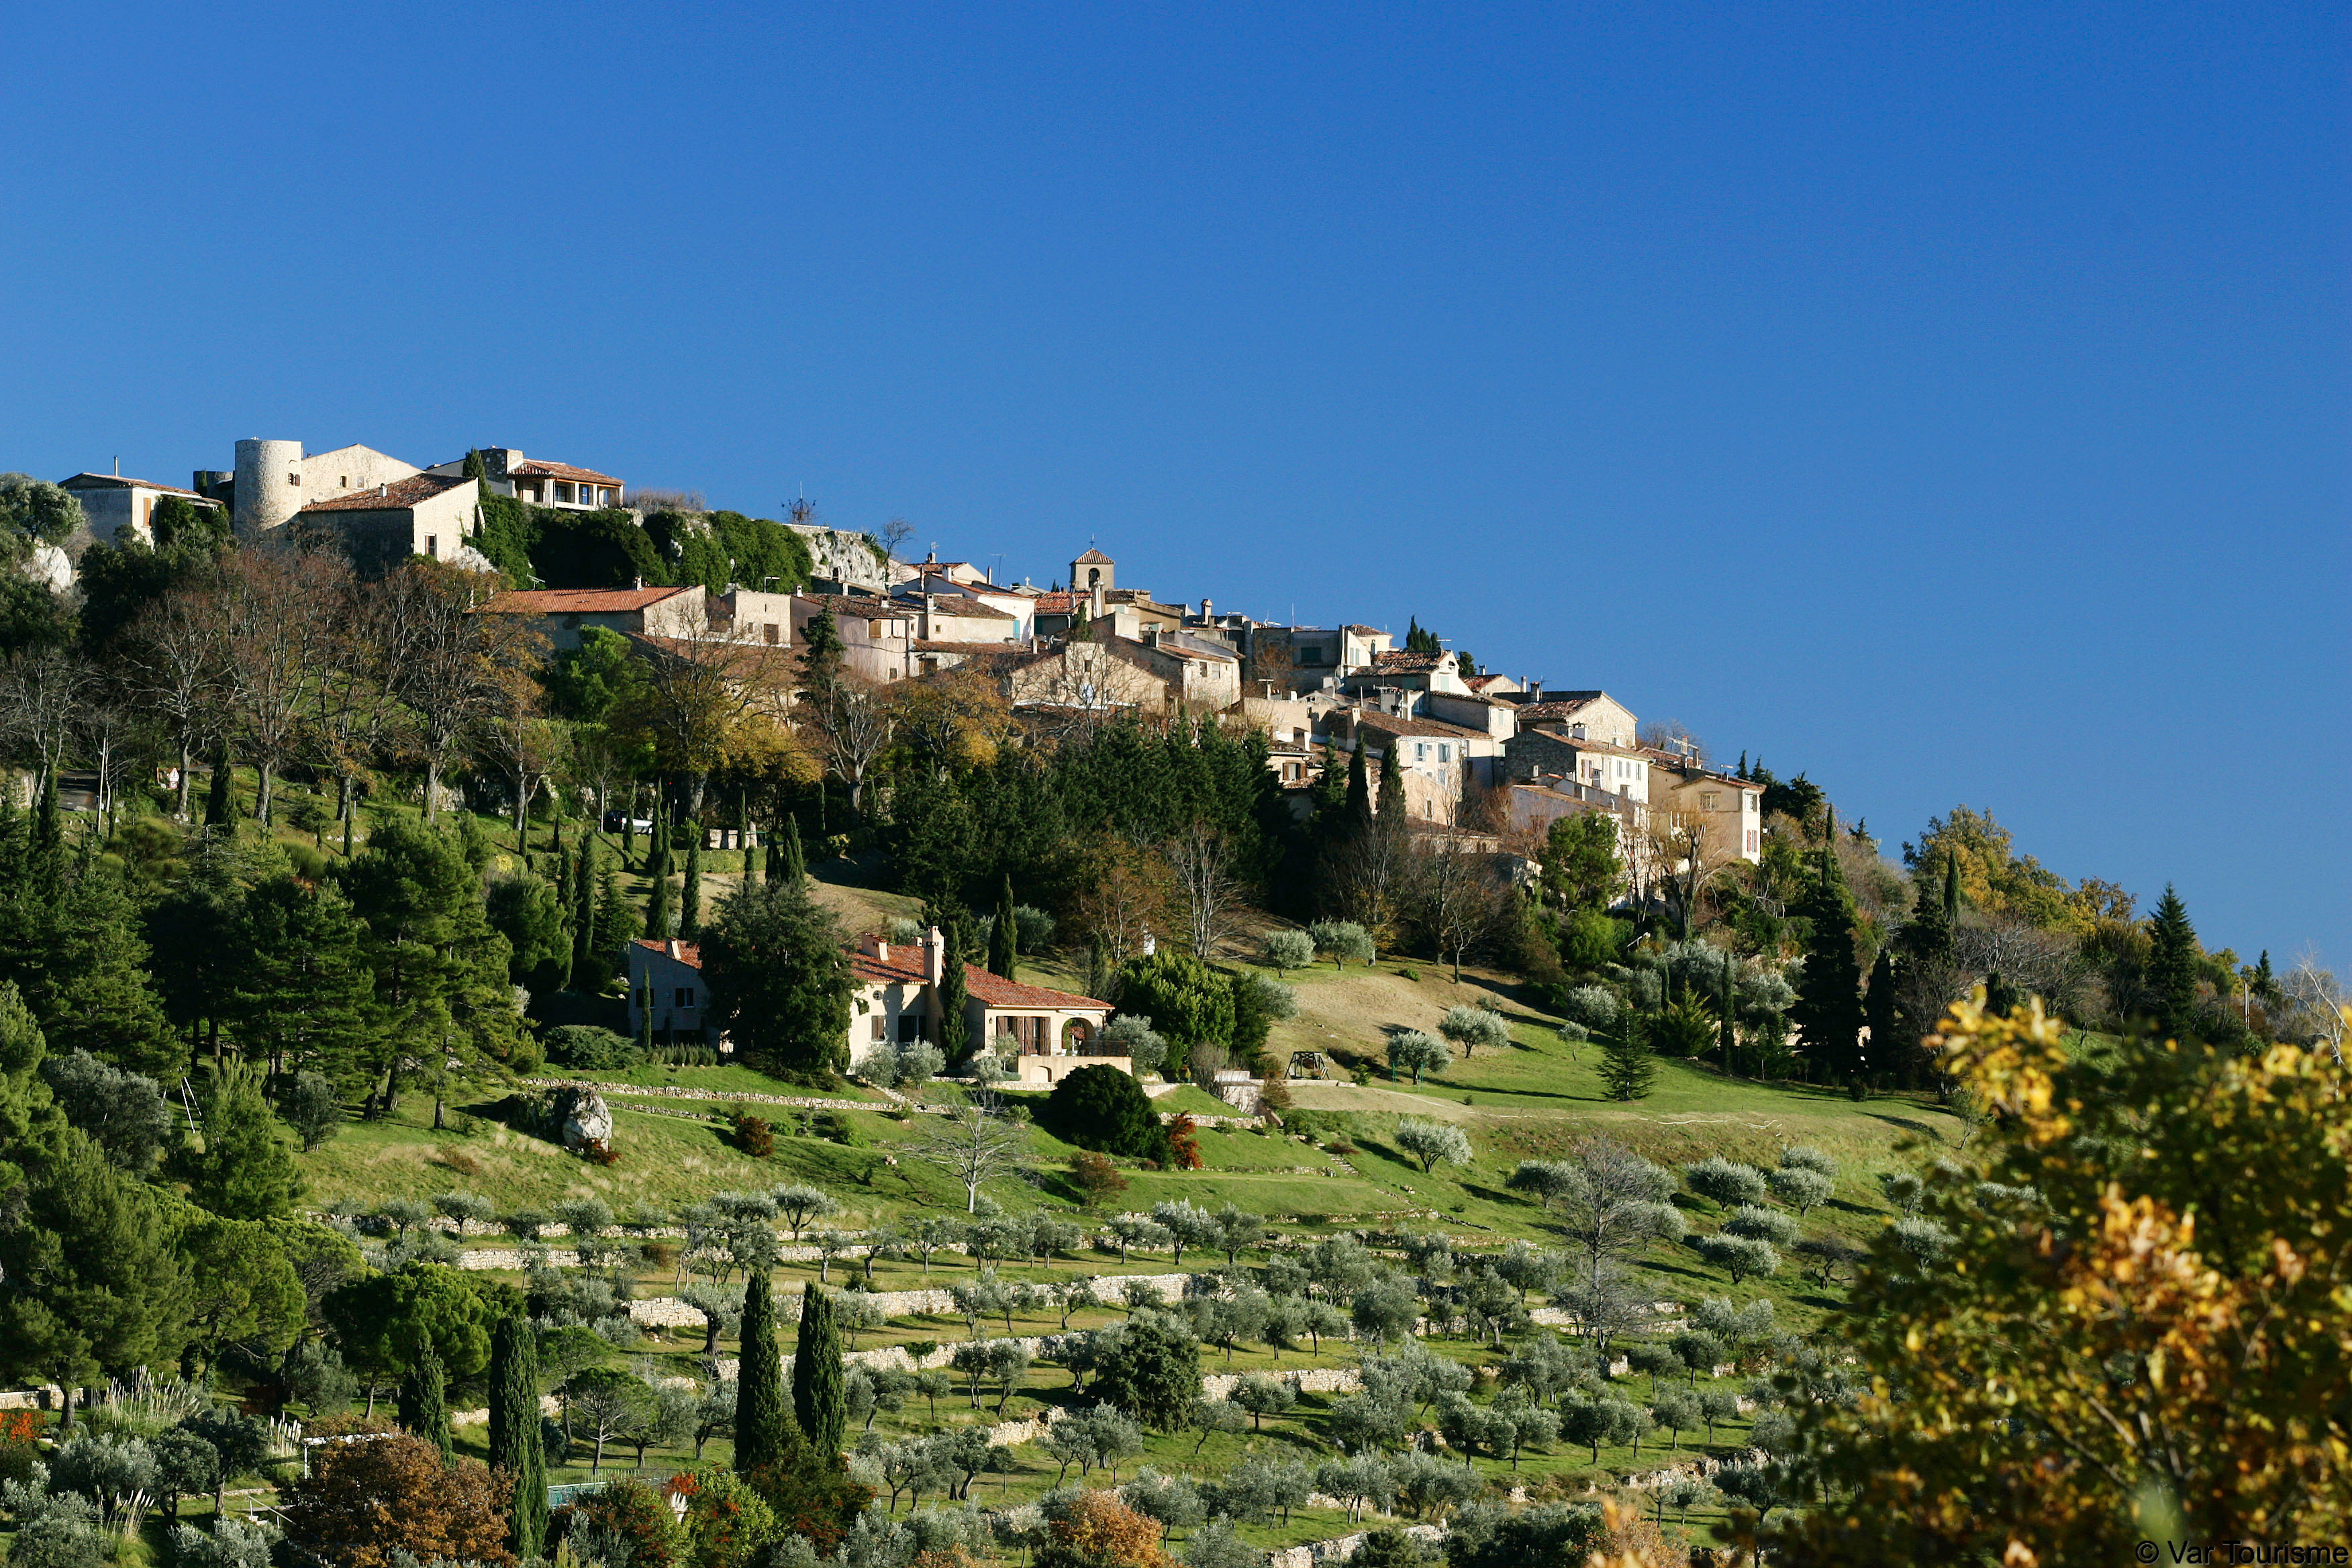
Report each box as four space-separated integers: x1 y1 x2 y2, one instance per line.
233 438 304 536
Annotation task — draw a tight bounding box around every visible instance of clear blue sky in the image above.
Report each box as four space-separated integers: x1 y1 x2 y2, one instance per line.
4 3 2345 973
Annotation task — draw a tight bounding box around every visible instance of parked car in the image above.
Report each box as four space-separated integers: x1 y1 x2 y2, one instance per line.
603 810 654 834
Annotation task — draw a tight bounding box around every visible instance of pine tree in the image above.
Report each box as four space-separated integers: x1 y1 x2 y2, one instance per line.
791 1285 847 1456
1792 821 1868 1083
462 448 489 483
397 1340 450 1457
735 1265 789 1473
177 1057 304 1219
231 876 379 1091
1377 740 1407 821
936 918 971 1065
1598 1014 1655 1101
488 1314 546 1557
2146 885 2200 1040
680 831 703 938
988 875 1019 981
203 743 234 829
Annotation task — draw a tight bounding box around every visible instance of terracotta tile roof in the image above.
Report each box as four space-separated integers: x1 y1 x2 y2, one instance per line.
485 585 693 614
1032 591 1079 613
1341 624 1383 636
912 639 1027 654
1073 547 1114 565
963 963 1110 1011
59 473 211 497
298 473 473 513
510 459 622 485
850 945 930 986
631 938 703 967
1370 648 1444 673
1463 674 1512 692
797 593 905 618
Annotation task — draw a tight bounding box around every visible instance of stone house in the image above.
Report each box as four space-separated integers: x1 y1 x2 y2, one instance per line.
1508 690 1638 748
1123 630 1242 712
422 448 624 509
292 474 483 575
792 592 916 683
848 928 1120 1087
1644 754 1765 864
1343 710 1506 821
56 471 224 549
1506 724 1653 801
1002 638 1169 713
626 939 712 1040
481 583 707 650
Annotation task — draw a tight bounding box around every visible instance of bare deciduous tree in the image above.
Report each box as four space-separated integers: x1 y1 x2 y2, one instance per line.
1073 834 1171 971
905 1101 1030 1213
2281 952 2346 1065
0 646 90 794
1412 826 1518 981
121 585 228 821
377 560 528 818
218 547 340 824
1164 820 1243 960
1645 805 1742 940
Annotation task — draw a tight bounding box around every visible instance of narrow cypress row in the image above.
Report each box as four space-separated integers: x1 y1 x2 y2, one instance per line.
203 742 234 827
792 1285 846 1457
570 840 595 988
488 1316 546 1558
735 1264 787 1473
989 874 1019 981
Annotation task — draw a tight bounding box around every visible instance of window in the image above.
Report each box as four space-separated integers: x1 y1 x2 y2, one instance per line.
340 475 349 487
871 1016 886 1040
675 986 695 1008
763 624 780 645
425 536 438 557
598 487 614 505
1700 791 1719 810
1415 743 1428 761
1438 743 1451 763
287 472 300 485
556 482 575 504
897 1014 924 1043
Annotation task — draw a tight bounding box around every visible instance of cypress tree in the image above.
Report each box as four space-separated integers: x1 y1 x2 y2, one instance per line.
791 1285 846 1456
569 842 595 989
1718 951 1737 1075
1941 854 1963 928
203 742 234 828
680 831 703 937
397 1340 451 1457
2146 885 2200 1040
936 918 971 1065
1792 819 1868 1083
1344 744 1371 827
1376 740 1406 822
488 1315 546 1557
781 816 807 886
735 1264 789 1473
988 875 1018 981
646 864 674 941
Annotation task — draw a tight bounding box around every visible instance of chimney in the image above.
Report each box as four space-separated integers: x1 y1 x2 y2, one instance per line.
634 575 644 591
1571 723 1587 740
924 925 945 986
1091 580 1105 620
1201 597 1213 621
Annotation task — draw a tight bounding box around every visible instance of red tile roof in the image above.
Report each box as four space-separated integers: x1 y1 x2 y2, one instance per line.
1073 547 1114 565
511 459 622 485
850 946 930 986
298 474 473 513
485 585 693 614
963 964 1110 1011
631 938 703 967
1031 591 1079 613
